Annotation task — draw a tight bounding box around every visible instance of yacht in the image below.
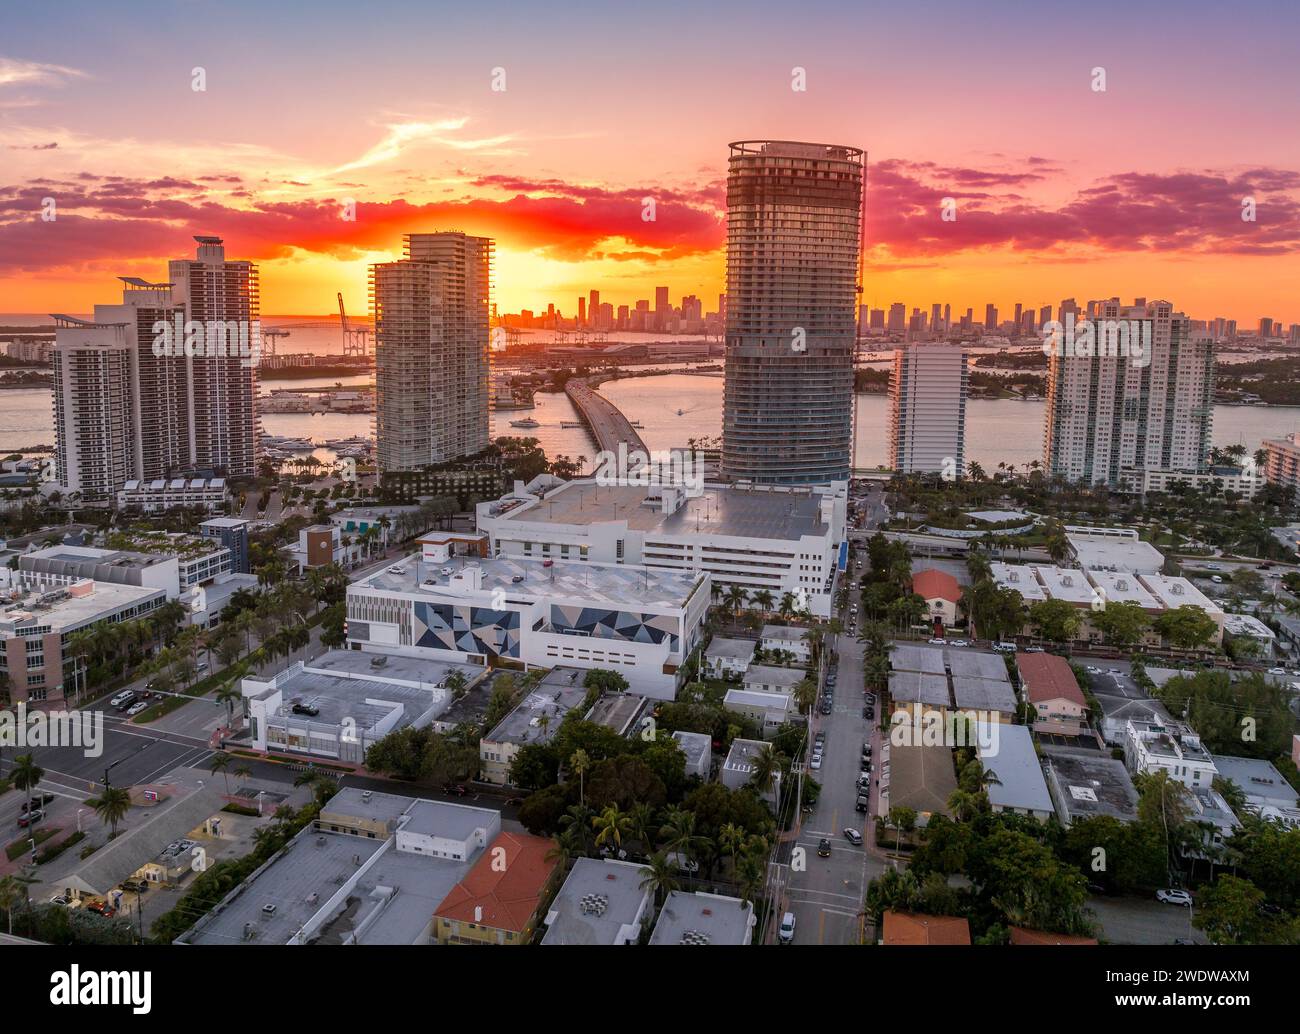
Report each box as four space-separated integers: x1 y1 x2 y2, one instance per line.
510 417 540 428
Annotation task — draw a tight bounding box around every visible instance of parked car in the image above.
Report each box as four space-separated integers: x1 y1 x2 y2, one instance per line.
291 702 320 716
109 690 135 708
779 912 796 944
928 637 946 645
120 879 149 894
820 702 832 715
992 642 1017 654
842 827 863 846
817 838 832 858
126 701 149 716
1157 888 1193 906
84 901 116 918
862 706 872 719
810 753 823 771
113 694 138 712
442 783 469 796
855 795 869 813
949 639 969 648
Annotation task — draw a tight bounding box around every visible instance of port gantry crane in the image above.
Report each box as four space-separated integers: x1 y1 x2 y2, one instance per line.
338 292 373 357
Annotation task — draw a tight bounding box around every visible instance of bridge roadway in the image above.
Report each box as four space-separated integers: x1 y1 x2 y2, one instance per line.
564 377 650 461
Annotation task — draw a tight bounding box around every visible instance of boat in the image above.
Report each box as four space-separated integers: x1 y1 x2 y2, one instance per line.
510 418 540 428
629 421 644 428
560 421 584 428
676 408 685 416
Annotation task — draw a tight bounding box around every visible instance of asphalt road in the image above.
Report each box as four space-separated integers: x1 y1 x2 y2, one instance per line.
779 537 887 944
1088 894 1208 945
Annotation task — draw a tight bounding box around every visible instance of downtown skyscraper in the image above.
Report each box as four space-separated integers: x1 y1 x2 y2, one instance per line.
721 140 864 484
372 232 493 472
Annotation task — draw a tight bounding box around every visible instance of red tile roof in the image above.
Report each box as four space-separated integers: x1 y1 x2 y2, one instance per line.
882 910 971 945
1016 652 1087 708
1009 926 1098 945
433 832 558 933
911 569 962 604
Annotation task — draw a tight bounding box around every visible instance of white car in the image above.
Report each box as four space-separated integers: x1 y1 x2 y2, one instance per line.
842 827 863 846
810 753 823 771
1156 889 1192 906
126 700 149 716
1086 666 1101 674
1268 667 1287 675
779 912 796 944
949 639 969 648
928 637 946 645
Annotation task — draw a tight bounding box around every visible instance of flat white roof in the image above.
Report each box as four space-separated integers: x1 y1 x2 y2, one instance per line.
989 562 1047 601
1086 569 1160 608
1067 532 1164 574
1033 566 1095 605
1138 573 1223 615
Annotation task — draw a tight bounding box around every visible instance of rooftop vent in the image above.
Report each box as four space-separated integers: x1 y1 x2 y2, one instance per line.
579 893 610 917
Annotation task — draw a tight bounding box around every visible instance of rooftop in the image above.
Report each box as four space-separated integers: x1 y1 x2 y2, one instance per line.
672 730 712 770
882 910 970 945
320 788 416 831
1087 569 1161 608
400 799 498 841
989 562 1047 601
0 579 164 636
1033 565 1096 605
1138 573 1222 615
1065 531 1165 574
951 676 1017 714
585 693 649 736
434 832 558 934
888 671 950 708
885 743 958 816
1128 721 1214 765
889 644 947 676
946 650 1010 682
705 636 757 661
1209 755 1300 809
247 651 481 733
976 725 1053 814
542 857 652 945
1017 652 1087 707
492 479 832 540
483 669 589 747
761 624 808 643
357 552 702 610
648 891 755 945
743 663 806 688
1041 748 1139 823
912 569 962 603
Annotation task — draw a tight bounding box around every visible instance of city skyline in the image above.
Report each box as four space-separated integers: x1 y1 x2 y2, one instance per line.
3 2 1300 320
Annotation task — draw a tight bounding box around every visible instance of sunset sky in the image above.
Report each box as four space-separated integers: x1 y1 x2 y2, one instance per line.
2 0 1299 322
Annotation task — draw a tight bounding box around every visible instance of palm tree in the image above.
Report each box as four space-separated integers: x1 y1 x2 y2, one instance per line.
0 873 29 935
592 805 632 857
94 785 132 838
11 754 43 824
569 749 590 806
659 807 708 867
778 592 798 619
718 822 746 875
722 584 748 619
747 744 784 800
639 851 681 907
735 849 766 908
215 680 242 727
210 752 233 797
750 589 775 615
629 802 658 855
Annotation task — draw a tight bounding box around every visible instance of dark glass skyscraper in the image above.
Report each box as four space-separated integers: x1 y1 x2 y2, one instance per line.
721 140 864 484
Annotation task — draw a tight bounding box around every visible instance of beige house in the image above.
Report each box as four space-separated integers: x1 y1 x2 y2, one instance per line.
1017 652 1089 735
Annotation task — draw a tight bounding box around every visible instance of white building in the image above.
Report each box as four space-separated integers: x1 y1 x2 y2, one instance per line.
373 232 492 472
475 477 846 618
1123 720 1218 790
887 342 968 475
703 636 756 679
346 539 708 699
240 651 483 763
542 857 652 945
1064 527 1164 574
722 688 793 736
1118 466 1264 499
117 477 229 513
1263 433 1300 503
478 668 590 785
760 624 810 663
1044 299 1214 487
721 737 781 807
672 730 712 780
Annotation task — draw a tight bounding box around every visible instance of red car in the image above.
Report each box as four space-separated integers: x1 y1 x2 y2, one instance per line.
17 809 42 828
84 901 117 918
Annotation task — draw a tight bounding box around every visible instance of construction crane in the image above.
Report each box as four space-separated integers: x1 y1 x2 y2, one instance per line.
338 293 373 357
